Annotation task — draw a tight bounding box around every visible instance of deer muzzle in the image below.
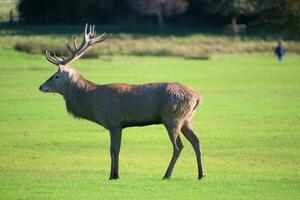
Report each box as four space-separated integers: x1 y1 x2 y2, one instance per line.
39 84 50 92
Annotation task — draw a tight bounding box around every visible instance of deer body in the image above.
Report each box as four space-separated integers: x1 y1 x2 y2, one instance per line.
39 25 205 180
62 73 200 129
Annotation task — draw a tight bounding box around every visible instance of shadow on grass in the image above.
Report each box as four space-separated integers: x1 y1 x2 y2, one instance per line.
125 51 211 60
183 56 210 61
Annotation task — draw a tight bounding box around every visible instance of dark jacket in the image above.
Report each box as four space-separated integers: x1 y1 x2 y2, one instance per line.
275 46 286 57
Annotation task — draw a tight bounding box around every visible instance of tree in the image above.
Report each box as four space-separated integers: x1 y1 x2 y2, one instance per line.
18 0 59 23
253 0 300 34
127 0 189 34
201 0 258 35
18 0 128 24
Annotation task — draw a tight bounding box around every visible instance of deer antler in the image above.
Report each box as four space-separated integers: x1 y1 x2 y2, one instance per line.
46 24 110 66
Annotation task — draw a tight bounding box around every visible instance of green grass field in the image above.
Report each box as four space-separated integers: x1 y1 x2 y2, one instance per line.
0 49 299 199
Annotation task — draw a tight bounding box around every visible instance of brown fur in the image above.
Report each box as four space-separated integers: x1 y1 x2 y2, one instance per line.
40 68 205 180
39 25 205 180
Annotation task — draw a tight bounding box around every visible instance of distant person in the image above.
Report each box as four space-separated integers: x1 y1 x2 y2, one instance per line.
274 41 286 63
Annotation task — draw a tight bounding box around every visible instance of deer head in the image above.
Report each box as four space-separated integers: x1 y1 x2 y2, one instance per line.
39 24 109 94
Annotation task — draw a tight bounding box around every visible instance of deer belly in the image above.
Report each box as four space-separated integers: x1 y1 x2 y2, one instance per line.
121 106 162 128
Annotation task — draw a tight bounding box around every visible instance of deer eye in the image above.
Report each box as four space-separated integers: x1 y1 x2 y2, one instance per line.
54 75 59 79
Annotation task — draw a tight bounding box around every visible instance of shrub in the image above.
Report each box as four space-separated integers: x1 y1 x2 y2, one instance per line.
14 40 100 58
13 35 300 58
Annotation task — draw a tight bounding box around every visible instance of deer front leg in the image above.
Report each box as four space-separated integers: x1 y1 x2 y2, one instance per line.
109 127 122 180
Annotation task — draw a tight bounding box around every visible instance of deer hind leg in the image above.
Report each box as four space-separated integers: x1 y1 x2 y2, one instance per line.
163 123 184 179
109 127 122 180
181 120 205 179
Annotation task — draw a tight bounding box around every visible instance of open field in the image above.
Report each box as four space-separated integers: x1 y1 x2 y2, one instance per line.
0 47 299 199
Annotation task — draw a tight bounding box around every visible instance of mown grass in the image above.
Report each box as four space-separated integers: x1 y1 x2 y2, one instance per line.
0 48 299 199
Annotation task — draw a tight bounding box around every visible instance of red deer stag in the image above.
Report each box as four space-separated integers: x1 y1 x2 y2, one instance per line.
39 24 205 180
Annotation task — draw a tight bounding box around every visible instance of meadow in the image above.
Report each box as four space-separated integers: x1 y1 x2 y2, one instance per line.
0 28 300 199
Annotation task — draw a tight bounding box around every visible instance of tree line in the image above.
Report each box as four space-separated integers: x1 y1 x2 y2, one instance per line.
18 0 300 34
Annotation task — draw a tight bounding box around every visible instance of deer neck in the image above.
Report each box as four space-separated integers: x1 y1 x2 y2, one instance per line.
62 73 97 121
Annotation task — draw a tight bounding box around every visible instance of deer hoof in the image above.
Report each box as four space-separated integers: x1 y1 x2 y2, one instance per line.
109 175 119 180
198 173 206 180
162 175 171 180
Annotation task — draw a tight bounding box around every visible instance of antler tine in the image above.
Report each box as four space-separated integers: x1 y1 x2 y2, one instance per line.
45 50 60 65
84 23 89 41
53 52 64 62
45 51 53 62
61 55 67 62
73 36 78 50
91 33 111 44
45 51 53 63
89 25 92 36
46 24 110 66
65 40 74 53
92 25 96 37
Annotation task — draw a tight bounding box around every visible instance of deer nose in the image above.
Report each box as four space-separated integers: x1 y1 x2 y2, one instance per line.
39 85 46 92
39 84 49 92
